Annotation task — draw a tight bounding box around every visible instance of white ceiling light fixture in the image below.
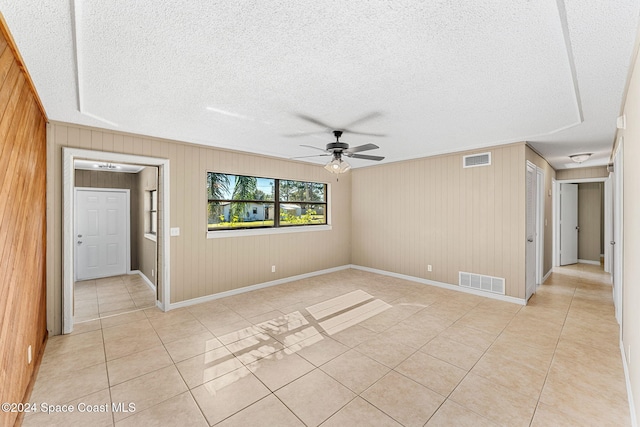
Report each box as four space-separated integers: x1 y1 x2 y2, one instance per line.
324 154 351 174
569 153 592 163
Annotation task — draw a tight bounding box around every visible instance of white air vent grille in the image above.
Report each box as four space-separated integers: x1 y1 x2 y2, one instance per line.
463 152 491 168
459 271 505 295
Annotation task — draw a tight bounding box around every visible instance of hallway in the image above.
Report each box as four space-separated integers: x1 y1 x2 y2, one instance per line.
24 266 629 426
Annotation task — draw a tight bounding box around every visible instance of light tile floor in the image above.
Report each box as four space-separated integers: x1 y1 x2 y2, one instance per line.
74 274 157 322
24 265 629 426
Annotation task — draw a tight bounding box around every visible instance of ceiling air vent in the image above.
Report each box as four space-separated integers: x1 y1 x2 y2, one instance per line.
463 152 491 168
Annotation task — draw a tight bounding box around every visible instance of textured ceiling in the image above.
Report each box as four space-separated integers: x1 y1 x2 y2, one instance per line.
1 1 638 170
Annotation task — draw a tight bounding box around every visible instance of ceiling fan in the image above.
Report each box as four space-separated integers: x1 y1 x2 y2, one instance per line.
289 113 385 173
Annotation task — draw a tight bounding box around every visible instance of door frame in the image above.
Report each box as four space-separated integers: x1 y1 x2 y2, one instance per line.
553 177 607 267
74 187 131 281
63 148 170 334
525 161 543 300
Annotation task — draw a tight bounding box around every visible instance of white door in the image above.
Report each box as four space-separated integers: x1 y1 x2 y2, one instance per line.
560 183 578 265
75 189 129 280
526 163 537 300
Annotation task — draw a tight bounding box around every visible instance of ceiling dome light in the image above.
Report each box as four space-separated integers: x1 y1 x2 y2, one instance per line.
569 153 592 163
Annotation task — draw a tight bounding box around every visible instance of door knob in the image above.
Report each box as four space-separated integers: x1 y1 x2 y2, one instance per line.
527 238 533 242
576 226 580 232
611 241 616 245
77 234 82 238
77 241 83 245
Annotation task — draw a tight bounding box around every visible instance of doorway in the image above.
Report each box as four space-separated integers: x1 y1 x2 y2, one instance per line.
63 148 171 334
526 161 544 300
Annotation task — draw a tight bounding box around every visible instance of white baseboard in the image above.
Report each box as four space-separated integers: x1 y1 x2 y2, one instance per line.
542 269 553 283
621 339 638 427
349 264 526 306
578 259 601 266
167 265 351 311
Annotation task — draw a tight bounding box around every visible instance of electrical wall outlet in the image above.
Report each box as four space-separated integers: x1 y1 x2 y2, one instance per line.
271 265 276 273
427 265 432 272
28 345 32 364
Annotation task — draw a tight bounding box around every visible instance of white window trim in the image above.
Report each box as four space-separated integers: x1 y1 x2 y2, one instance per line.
207 224 331 239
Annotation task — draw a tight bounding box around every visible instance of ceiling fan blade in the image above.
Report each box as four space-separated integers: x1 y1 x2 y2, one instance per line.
345 143 379 154
344 130 387 137
341 112 382 129
283 130 328 137
347 153 385 161
300 144 329 152
289 154 331 159
295 113 334 130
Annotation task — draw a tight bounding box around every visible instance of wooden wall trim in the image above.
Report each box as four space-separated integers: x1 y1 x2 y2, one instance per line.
0 12 48 121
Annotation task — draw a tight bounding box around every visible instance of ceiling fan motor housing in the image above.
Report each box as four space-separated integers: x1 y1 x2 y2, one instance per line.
326 142 349 152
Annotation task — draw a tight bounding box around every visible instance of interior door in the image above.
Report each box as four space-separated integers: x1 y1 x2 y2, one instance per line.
613 145 623 324
526 163 537 300
560 183 578 265
75 189 128 280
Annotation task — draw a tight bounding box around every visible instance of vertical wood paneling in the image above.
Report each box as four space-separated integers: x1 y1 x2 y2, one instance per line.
351 144 528 299
0 24 47 427
556 166 608 180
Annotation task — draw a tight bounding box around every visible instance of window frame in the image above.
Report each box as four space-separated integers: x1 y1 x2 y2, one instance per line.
206 172 329 234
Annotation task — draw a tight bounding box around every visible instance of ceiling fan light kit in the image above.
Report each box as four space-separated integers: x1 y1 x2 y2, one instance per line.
289 115 386 174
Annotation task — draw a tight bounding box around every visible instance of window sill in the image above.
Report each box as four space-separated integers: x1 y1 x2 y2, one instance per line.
144 233 157 242
207 224 332 239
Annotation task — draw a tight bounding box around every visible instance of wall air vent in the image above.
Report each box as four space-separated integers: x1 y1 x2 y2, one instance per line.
459 271 505 295
463 152 491 168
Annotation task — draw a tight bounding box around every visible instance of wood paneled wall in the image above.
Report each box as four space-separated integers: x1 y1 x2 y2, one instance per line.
0 21 47 427
525 146 556 276
352 143 528 299
47 123 352 335
556 166 608 180
75 169 140 270
137 166 158 284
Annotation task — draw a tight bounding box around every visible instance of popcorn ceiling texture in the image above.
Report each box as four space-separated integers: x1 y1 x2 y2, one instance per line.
1 0 638 169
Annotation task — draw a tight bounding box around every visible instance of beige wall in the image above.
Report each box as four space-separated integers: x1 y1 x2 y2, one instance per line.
137 166 158 285
577 182 602 262
47 122 352 335
525 146 556 276
620 30 640 422
556 166 608 180
75 169 140 270
352 143 527 299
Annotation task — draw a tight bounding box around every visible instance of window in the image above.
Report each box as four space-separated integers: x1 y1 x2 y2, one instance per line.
207 173 327 231
146 189 157 235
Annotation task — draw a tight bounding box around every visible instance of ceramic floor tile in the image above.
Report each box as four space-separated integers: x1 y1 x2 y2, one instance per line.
163 330 223 363
449 373 537 427
361 371 445 427
437 324 497 352
104 331 163 361
100 310 147 329
175 346 244 389
191 367 270 426
247 349 314 391
107 345 173 386
30 363 109 405
275 369 355 427
377 318 444 349
420 336 483 370
321 349 390 394
109 365 187 422
292 333 350 366
321 397 402 427
395 352 467 396
354 335 416 368
114 391 207 427
329 325 378 348
530 402 594 427
215 394 304 427
470 352 547 399
425 400 498 427
22 388 112 427
153 318 209 343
